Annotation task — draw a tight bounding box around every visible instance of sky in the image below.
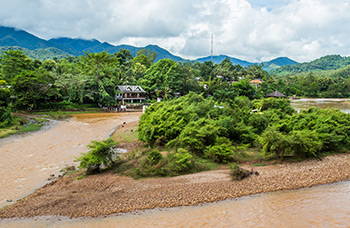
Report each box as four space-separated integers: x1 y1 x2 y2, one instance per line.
0 0 350 63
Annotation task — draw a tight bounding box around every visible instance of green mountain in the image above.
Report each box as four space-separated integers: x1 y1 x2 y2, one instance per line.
262 57 298 71
0 26 77 55
195 55 298 70
0 46 72 60
0 26 185 61
271 55 350 76
196 55 253 67
0 25 299 67
49 38 184 62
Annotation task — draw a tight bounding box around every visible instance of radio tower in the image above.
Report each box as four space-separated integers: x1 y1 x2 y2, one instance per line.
211 34 214 63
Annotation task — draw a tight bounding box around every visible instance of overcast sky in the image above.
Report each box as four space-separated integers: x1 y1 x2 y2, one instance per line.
1 0 350 63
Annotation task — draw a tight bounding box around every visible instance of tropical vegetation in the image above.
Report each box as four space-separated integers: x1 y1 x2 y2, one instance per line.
2 48 350 178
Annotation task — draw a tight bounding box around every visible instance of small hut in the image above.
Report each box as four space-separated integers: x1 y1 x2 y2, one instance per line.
266 91 286 98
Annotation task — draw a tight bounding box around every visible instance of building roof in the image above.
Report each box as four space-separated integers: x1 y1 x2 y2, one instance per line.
117 85 145 93
266 91 286 97
250 79 264 84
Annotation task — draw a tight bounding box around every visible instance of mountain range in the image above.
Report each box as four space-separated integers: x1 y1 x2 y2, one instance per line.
0 25 297 70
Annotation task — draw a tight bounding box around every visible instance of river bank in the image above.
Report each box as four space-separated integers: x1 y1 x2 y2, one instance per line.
0 112 142 209
1 152 350 218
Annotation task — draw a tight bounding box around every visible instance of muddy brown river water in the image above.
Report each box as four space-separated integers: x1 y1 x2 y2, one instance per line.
1 181 350 227
0 113 141 209
291 98 350 113
1 100 350 227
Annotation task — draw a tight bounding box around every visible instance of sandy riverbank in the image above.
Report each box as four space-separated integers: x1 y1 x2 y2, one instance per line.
1 151 350 218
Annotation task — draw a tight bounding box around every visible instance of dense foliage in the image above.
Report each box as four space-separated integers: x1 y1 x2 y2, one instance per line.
139 93 299 162
271 55 350 76
139 92 350 164
260 108 350 158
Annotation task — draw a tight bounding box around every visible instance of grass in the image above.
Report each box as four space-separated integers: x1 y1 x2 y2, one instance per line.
251 163 266 167
114 150 219 179
109 122 267 179
0 128 17 138
18 123 43 133
112 126 138 143
0 121 43 138
233 147 268 164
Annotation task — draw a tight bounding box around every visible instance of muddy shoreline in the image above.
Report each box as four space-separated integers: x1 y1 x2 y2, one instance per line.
1 152 350 219
0 112 142 210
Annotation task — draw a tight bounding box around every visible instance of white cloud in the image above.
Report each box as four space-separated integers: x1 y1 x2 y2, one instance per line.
1 0 350 62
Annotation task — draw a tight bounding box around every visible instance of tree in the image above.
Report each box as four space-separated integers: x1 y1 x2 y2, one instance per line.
0 79 12 127
0 80 11 107
12 69 58 109
232 79 256 99
213 58 236 80
199 61 214 81
246 64 268 81
0 50 31 82
140 59 183 94
115 49 133 66
133 54 151 68
136 49 157 64
79 51 118 106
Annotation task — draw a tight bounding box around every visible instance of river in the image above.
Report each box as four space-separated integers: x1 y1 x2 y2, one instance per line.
0 113 141 209
1 101 350 227
290 98 350 113
2 180 350 227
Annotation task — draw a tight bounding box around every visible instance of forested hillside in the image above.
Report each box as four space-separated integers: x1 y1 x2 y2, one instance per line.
0 46 72 60
271 55 350 76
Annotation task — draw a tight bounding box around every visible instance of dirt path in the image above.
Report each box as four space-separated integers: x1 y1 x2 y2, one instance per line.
1 152 350 218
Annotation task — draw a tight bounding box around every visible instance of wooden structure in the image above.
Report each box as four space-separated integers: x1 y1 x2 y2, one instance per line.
115 85 146 104
266 91 286 98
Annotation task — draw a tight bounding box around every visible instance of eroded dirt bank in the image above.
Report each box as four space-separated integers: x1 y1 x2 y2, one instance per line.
1 153 350 218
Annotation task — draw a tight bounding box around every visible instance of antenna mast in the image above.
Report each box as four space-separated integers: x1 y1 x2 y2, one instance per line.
211 34 213 63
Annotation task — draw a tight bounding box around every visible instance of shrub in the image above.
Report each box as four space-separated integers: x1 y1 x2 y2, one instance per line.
167 118 220 155
147 150 162 166
230 162 249 180
77 138 118 174
253 97 295 115
289 130 323 158
0 107 13 128
205 137 235 163
167 148 194 173
259 127 290 160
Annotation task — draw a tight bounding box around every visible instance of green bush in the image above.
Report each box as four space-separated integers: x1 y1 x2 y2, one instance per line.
0 107 13 128
253 98 295 115
289 130 323 158
205 137 235 163
168 118 220 154
77 138 118 174
147 150 162 166
259 127 290 160
167 148 194 173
